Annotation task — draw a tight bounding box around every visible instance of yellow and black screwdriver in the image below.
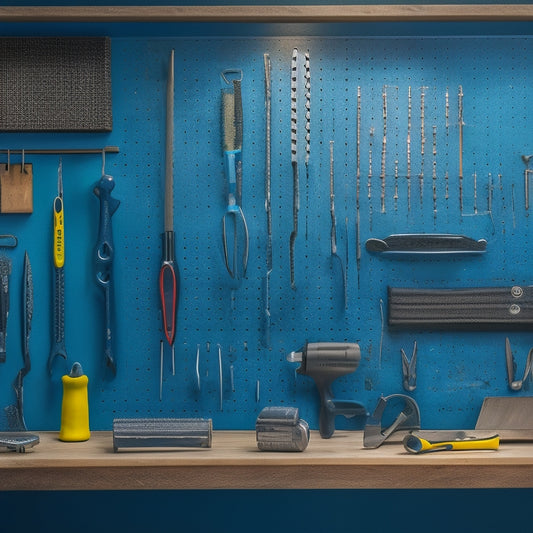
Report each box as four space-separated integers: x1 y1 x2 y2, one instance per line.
158 49 179 397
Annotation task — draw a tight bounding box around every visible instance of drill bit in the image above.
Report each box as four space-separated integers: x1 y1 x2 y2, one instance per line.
289 48 300 289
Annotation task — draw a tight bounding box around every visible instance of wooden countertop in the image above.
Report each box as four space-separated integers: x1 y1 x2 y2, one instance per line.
1 5 533 23
2 431 533 490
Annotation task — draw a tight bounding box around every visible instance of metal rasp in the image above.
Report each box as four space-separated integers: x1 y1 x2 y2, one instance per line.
113 418 212 451
0 256 12 363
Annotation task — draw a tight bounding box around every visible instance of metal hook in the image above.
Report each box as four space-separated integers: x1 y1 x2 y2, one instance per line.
401 341 418 392
505 338 533 391
101 148 106 177
221 68 243 85
21 149 25 174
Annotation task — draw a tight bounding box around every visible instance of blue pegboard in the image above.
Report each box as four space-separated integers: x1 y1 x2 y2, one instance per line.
1 34 533 432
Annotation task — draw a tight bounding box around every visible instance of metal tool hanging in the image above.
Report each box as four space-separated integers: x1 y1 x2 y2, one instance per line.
329 141 347 310
289 48 301 289
505 338 533 391
94 152 120 377
159 49 180 394
221 68 248 283
0 256 10 364
48 158 68 377
5 252 33 431
263 53 273 347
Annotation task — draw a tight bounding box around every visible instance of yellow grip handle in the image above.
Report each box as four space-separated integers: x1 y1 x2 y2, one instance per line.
59 374 90 442
404 434 500 454
53 196 65 268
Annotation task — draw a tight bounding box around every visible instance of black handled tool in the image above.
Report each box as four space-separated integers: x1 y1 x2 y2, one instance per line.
288 342 367 438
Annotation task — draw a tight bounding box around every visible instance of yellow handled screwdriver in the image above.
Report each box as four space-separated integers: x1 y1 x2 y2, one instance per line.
48 158 68 376
403 432 500 454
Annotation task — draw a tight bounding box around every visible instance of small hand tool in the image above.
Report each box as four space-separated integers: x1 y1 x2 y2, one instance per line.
329 141 347 309
94 172 120 376
159 50 179 381
401 341 417 392
521 154 533 210
256 406 309 452
505 338 533 391
4 252 32 431
113 418 212 451
287 342 367 438
221 68 248 282
48 159 68 376
0 256 11 363
388 285 533 330
363 394 421 448
403 431 499 454
366 234 487 254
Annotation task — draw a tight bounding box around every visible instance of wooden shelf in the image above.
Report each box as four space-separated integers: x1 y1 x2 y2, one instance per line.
2 431 533 490
1 4 533 23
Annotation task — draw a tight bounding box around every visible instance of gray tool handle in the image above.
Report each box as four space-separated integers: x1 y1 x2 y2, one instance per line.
366 234 487 254
388 285 533 330
52 266 66 349
113 418 212 451
0 258 11 362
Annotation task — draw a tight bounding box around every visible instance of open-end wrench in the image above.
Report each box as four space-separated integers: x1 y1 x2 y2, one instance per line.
94 173 120 377
48 160 68 376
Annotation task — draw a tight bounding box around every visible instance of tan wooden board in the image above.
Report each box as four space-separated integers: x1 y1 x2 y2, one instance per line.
2 431 533 490
0 163 33 213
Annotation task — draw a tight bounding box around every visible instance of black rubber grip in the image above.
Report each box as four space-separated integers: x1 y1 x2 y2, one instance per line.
388 286 533 330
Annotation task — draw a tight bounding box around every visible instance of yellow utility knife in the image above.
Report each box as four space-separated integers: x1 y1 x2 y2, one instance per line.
403 431 500 454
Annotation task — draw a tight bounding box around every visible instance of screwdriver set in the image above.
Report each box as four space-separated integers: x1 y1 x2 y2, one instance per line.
0 32 533 434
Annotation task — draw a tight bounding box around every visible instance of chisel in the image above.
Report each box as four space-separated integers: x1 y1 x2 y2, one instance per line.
159 49 179 382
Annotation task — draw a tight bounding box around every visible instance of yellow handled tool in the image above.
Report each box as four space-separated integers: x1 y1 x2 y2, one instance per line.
59 362 90 442
403 432 500 454
53 159 65 268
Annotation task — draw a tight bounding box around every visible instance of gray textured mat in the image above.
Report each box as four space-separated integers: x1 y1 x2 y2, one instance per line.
0 37 112 132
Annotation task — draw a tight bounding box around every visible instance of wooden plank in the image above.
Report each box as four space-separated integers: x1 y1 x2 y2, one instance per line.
1 5 533 23
2 431 533 490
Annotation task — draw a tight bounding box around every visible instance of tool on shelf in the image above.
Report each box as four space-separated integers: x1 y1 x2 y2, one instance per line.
289 48 300 289
113 418 212 451
221 68 248 282
287 342 367 438
401 341 417 392
256 406 309 452
0 256 11 363
94 164 120 377
159 49 179 383
365 233 487 254
4 252 33 431
505 338 533 391
0 432 39 452
388 285 533 330
48 158 68 376
363 394 421 448
403 431 499 454
59 362 90 442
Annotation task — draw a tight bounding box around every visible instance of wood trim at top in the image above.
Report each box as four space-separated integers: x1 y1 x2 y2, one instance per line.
1 5 533 23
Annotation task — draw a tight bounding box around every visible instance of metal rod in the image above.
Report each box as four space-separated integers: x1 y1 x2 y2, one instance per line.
0 146 119 155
